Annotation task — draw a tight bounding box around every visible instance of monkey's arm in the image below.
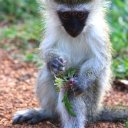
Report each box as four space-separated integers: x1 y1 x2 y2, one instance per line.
68 56 109 94
79 57 107 88
78 26 111 90
69 26 111 92
39 36 71 74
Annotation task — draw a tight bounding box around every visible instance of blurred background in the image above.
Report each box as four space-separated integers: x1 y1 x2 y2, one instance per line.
0 0 128 79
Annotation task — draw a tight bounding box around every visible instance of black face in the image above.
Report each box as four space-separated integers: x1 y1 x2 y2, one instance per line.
58 10 89 37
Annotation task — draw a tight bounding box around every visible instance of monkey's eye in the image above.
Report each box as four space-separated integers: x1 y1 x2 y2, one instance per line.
77 11 89 20
77 12 85 20
61 12 69 20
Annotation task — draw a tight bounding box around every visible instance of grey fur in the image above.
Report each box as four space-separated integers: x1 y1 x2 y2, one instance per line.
13 108 57 124
94 107 128 123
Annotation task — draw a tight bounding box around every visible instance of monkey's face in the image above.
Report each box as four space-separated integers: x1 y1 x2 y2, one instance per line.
57 10 89 37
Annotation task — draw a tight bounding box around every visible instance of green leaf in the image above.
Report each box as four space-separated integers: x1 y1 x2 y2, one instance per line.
54 68 78 116
62 92 76 117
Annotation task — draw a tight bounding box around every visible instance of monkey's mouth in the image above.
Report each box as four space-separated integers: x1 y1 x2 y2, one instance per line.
64 26 84 38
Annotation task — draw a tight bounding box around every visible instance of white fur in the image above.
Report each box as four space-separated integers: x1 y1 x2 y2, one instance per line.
57 90 86 128
39 1 111 127
13 0 111 127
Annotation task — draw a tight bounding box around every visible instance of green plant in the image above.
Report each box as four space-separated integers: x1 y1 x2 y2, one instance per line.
109 0 128 79
0 0 38 22
125 120 128 128
54 68 78 116
0 19 42 41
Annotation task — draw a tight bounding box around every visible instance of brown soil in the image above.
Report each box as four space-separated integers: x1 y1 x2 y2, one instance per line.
0 49 128 128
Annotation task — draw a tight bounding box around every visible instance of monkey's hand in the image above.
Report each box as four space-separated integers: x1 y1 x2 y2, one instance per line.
64 77 83 96
47 57 66 75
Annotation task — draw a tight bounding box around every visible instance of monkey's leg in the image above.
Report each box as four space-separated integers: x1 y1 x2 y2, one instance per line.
57 91 87 128
13 67 57 124
92 107 128 123
13 108 56 124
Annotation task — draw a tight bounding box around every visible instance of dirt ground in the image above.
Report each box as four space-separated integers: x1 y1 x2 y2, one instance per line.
0 49 128 128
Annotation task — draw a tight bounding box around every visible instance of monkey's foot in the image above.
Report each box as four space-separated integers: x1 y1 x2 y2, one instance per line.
13 109 44 124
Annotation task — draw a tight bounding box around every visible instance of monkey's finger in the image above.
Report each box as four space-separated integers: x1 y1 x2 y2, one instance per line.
13 115 30 124
56 57 66 66
13 115 22 124
52 68 59 74
59 66 65 72
51 61 60 69
58 57 67 64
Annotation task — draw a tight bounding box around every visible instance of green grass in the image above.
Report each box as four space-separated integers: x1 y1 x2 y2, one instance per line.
0 0 128 78
108 0 128 79
0 0 38 22
0 19 43 67
0 19 42 42
0 0 43 67
125 120 128 128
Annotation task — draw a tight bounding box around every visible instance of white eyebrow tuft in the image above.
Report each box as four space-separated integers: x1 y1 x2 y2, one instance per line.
57 3 93 12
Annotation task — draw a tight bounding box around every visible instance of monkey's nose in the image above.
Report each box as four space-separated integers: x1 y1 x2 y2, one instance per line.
66 28 81 37
64 25 84 38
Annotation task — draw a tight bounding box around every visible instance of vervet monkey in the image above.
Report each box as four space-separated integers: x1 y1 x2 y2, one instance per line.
13 0 128 128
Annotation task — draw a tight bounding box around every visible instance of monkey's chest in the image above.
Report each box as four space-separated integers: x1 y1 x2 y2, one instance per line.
57 41 88 67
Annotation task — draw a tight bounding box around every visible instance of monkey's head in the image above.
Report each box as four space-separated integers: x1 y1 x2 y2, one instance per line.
55 0 98 37
41 0 102 38
57 9 89 37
